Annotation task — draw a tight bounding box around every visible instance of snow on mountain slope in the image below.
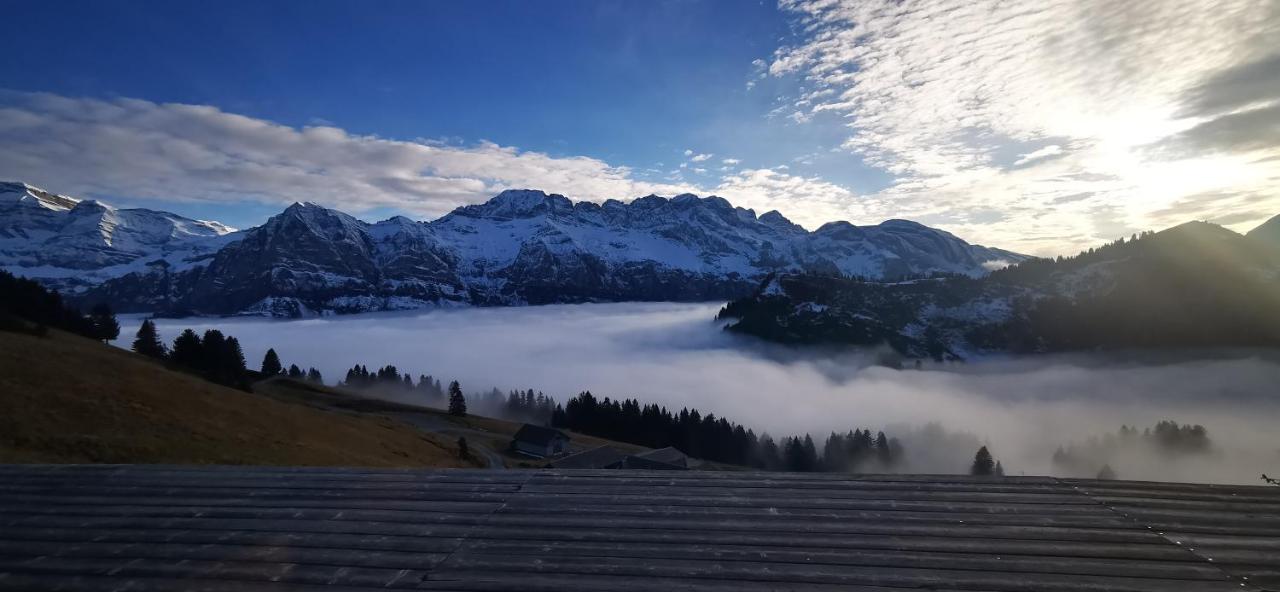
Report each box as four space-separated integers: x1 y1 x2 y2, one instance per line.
0 181 238 291
2 182 1029 316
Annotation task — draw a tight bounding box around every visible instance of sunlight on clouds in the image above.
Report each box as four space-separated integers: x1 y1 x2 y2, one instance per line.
771 0 1280 255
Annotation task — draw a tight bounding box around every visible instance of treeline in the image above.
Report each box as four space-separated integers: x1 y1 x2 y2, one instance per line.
131 320 252 389
550 391 906 472
337 361 555 423
1052 420 1213 479
340 363 447 402
0 270 118 341
259 347 323 383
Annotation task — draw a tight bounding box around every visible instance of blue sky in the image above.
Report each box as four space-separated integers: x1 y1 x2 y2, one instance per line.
2 0 1276 255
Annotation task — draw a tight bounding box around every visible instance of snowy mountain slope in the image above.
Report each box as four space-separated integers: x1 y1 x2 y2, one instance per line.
720 221 1280 358
0 181 237 291
3 182 1030 316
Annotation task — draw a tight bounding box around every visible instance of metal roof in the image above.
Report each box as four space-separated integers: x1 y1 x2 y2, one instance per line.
0 464 1276 591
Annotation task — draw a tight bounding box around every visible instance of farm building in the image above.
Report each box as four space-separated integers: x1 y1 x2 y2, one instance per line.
509 424 570 458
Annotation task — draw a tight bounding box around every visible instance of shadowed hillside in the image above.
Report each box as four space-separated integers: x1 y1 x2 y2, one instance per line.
0 328 481 467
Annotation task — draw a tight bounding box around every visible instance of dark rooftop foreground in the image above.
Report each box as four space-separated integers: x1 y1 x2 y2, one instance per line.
0 465 1277 591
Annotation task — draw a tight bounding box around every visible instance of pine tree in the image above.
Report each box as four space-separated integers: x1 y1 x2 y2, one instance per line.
994 460 1005 477
131 319 166 359
970 446 995 476
1096 464 1117 480
457 436 470 459
88 303 119 343
448 380 467 416
260 348 283 376
306 367 323 384
170 329 203 368
288 364 303 378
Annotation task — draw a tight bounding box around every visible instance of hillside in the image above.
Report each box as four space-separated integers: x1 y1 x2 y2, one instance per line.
0 328 479 467
719 220 1280 358
251 376 654 468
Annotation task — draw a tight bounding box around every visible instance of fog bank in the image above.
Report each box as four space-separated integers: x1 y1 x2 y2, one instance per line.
121 302 1280 484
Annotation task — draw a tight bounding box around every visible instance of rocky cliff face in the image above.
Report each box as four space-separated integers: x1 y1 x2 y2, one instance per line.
3 182 1030 316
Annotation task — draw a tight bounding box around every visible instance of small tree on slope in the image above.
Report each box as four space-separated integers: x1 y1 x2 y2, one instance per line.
970 446 995 476
88 303 119 343
448 381 467 417
260 348 283 376
131 319 167 359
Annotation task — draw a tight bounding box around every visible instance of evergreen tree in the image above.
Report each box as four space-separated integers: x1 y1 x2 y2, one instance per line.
170 329 203 368
994 460 1005 477
457 436 470 460
88 303 120 343
131 319 166 359
288 364 303 378
971 446 995 476
260 348 283 376
306 367 323 384
224 337 248 377
875 431 893 468
447 380 467 416
1096 464 1117 480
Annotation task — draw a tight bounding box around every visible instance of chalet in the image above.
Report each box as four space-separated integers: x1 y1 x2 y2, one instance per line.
510 424 570 458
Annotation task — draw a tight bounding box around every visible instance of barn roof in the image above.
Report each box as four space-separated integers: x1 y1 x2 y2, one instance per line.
511 423 568 446
1 464 1276 591
548 445 627 469
632 445 688 467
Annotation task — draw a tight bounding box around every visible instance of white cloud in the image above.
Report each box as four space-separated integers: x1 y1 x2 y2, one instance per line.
690 153 713 162
0 92 696 219
771 0 1280 255
714 168 864 228
1013 145 1064 166
722 158 741 165
683 149 694 156
693 167 707 174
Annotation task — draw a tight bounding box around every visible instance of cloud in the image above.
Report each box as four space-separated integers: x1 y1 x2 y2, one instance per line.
1177 53 1280 119
722 158 741 165
123 302 1280 483
769 0 1280 255
683 149 694 156
714 168 862 228
1150 103 1280 156
1013 145 1064 166
0 92 695 219
690 153 713 162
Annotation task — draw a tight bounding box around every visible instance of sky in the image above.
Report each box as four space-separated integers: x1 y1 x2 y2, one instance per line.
2 0 1278 256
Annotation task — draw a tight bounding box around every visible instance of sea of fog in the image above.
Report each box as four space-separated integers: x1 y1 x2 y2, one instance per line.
119 302 1280 484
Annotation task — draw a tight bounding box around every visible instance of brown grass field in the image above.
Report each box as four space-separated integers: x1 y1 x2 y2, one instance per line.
0 328 483 467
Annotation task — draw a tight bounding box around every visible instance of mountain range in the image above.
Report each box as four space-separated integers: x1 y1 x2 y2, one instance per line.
719 216 1280 358
0 181 1027 317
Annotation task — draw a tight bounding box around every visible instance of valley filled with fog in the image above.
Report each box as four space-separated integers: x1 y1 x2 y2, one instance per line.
122 302 1280 484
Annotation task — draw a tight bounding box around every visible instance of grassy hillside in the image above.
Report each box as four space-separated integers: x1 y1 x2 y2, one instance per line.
0 328 481 467
253 377 652 467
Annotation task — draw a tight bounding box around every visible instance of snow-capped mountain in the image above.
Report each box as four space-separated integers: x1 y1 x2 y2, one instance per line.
3 182 1030 316
0 181 237 292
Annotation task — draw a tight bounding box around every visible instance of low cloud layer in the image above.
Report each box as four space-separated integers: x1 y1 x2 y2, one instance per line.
122 303 1280 484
